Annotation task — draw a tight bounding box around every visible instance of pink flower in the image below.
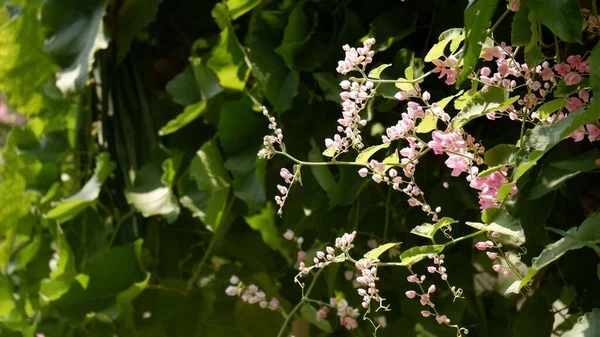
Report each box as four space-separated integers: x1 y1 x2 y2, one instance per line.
486 252 498 260
569 127 586 142
405 290 417 299
554 62 571 76
283 230 294 240
564 72 582 86
358 167 368 177
586 123 600 141
475 242 489 251
492 264 502 272
316 306 329 321
421 310 431 317
509 0 520 12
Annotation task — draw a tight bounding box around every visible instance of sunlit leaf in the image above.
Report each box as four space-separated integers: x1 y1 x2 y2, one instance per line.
355 143 390 164
364 242 401 261
399 245 444 266
522 0 583 43
452 86 519 129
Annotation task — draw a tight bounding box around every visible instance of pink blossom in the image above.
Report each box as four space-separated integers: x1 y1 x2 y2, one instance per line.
554 62 571 76
569 126 586 142
564 72 582 86
421 310 431 317
486 252 498 260
358 167 368 177
405 290 417 299
509 0 520 12
492 264 502 272
586 123 600 141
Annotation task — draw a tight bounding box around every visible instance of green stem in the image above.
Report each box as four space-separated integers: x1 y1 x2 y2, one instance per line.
350 71 432 84
383 187 392 240
276 269 324 337
186 197 234 291
274 150 394 167
490 9 511 34
443 229 486 247
107 209 136 248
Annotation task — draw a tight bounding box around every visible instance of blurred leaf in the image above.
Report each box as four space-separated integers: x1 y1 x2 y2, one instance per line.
563 308 600 337
53 240 149 324
207 3 250 91
548 148 600 171
227 0 261 20
300 304 332 333
555 77 590 97
484 144 518 166
458 0 499 84
308 139 336 202
410 217 457 240
313 72 343 103
364 242 401 260
116 0 163 62
355 143 390 164
527 166 580 200
0 175 36 237
244 202 284 255
516 102 600 179
399 245 444 266
591 42 600 96
40 221 77 301
159 100 208 136
166 59 223 107
369 7 417 51
125 160 180 223
512 295 554 337
42 0 109 93
511 5 531 46
0 274 15 317
0 8 55 115
525 10 545 68
247 9 298 112
522 0 582 43
45 153 116 223
452 86 518 129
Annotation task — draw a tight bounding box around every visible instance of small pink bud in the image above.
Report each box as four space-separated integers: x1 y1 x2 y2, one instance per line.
421 310 431 317
475 242 489 251
283 230 294 240
422 91 431 101
428 285 436 293
358 168 369 178
405 290 417 299
427 266 437 273
492 264 502 272
491 231 501 237
372 174 382 183
316 251 325 259
486 252 498 259
503 270 511 277
358 288 367 296
389 168 397 177
230 275 240 284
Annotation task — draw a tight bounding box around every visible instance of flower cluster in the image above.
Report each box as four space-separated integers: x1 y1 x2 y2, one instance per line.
275 168 296 215
331 298 360 330
432 56 460 85
475 233 528 278
582 8 600 35
326 39 377 155
469 167 518 210
225 276 279 310
296 232 355 279
355 258 385 309
429 129 484 177
257 106 284 159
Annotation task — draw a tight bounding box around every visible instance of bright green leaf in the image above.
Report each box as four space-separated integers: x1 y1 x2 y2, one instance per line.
40 221 77 301
45 153 116 223
416 114 438 133
364 242 401 261
538 98 566 119
452 86 518 129
226 0 261 20
399 245 444 266
458 0 499 84
245 203 284 254
355 143 390 164
467 209 525 245
484 144 519 166
368 64 392 79
410 217 457 240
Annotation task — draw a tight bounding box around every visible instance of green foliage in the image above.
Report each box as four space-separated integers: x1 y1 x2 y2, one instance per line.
452 86 518 129
521 0 583 43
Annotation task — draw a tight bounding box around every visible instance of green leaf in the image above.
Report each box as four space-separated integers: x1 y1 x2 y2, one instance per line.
300 304 332 333
511 5 531 46
368 64 392 79
308 139 336 201
45 153 116 223
0 274 15 317
159 101 208 136
364 242 401 261
458 0 499 84
248 9 298 112
382 150 399 171
116 0 163 62
0 175 36 237
219 98 266 214
125 160 180 223
538 98 566 119
355 143 390 164
522 0 583 43
526 166 580 200
399 245 444 266
0 8 55 116
166 59 223 106
410 217 457 240
207 3 250 91
415 114 438 133
42 0 109 93
515 102 600 179
226 0 261 20
53 240 149 324
452 86 518 129
454 81 478 110
484 144 519 166
40 221 77 301
524 213 600 287
512 296 554 337
549 148 600 171
590 42 600 96
313 72 343 103
555 77 590 97
467 209 525 245
425 40 450 62
524 10 546 68
274 3 326 72
563 309 600 337
245 203 284 255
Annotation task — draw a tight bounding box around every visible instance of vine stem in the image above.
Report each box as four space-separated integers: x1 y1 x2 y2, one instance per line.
186 196 234 291
276 269 324 337
350 71 432 84
274 150 393 167
490 9 511 34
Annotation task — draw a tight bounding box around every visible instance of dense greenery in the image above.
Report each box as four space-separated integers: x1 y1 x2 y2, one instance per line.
0 0 599 336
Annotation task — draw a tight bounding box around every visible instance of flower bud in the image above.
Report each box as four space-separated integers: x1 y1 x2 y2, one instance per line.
405 290 417 299
486 252 498 259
